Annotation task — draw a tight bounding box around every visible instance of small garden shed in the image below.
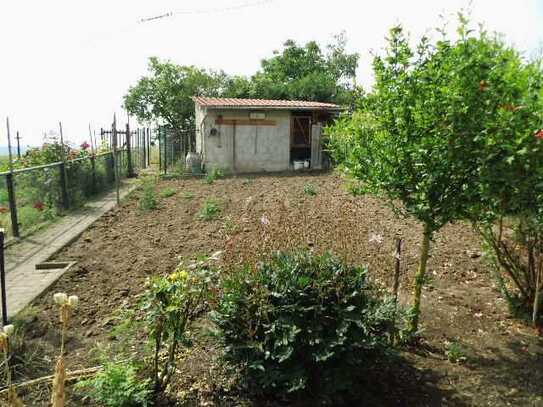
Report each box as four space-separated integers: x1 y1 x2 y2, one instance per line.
193 97 341 173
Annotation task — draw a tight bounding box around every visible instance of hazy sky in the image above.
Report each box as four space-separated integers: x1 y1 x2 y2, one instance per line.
1 0 542 146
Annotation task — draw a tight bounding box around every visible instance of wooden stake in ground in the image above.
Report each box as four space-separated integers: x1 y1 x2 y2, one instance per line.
533 259 541 328
392 237 402 345
393 237 402 305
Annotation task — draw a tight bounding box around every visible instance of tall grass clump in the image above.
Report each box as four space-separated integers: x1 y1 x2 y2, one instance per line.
138 177 158 211
204 167 223 184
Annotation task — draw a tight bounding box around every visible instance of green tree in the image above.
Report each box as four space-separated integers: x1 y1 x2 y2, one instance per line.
328 20 540 334
472 54 543 321
123 57 228 152
251 33 359 104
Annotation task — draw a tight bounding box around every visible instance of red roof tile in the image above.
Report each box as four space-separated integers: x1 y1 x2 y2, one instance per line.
192 96 341 110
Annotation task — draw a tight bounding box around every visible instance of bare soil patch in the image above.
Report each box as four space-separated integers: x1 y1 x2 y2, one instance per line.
11 172 543 406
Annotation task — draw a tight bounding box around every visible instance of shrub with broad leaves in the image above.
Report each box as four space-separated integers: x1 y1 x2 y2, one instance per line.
211 250 396 402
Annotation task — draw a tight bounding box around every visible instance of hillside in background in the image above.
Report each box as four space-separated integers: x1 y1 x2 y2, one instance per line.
0 145 30 157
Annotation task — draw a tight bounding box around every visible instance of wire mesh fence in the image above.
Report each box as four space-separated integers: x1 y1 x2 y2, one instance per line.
0 135 150 241
157 126 195 175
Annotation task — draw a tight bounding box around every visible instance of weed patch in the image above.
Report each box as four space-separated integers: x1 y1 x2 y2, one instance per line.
197 199 220 221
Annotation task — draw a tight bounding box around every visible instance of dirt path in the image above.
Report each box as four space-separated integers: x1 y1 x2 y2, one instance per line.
14 172 542 406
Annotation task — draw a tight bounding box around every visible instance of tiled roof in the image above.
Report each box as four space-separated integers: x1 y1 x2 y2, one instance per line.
192 96 341 110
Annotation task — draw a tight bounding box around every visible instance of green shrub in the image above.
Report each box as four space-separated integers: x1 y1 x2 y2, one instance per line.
141 265 217 392
303 183 317 196
76 361 151 406
138 177 157 211
212 250 396 401
197 198 220 221
159 187 176 198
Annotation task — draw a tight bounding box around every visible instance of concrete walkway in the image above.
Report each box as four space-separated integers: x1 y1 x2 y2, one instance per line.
4 181 137 319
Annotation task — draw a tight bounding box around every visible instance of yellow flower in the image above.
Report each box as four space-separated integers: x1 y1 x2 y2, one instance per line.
169 270 188 282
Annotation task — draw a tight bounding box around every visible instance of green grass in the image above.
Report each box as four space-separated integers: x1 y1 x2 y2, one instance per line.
138 177 158 211
197 198 221 221
159 187 176 198
303 183 317 196
182 191 194 200
204 167 224 184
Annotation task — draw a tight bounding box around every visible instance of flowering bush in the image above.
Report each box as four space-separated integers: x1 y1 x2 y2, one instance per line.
141 264 218 393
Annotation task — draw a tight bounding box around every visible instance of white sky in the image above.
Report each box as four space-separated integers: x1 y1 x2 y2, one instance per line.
1 0 542 146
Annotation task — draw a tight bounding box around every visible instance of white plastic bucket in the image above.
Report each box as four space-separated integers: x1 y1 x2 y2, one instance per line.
304 160 310 169
293 161 304 170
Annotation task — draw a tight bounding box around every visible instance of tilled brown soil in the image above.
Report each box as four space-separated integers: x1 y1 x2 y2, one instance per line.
11 172 543 406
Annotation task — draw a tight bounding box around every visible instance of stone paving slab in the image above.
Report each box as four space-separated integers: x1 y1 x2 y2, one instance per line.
4 181 137 319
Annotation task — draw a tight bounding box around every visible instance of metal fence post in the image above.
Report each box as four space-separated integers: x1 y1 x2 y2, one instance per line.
147 128 150 167
5 174 19 238
0 229 7 325
59 122 69 210
126 123 134 177
91 154 97 193
59 163 69 210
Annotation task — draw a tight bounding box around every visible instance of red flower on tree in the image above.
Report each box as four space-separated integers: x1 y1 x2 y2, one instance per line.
33 201 44 211
80 141 90 150
0 207 8 214
535 129 543 140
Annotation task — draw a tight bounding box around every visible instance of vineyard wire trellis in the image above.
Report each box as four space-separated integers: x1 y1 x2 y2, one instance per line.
0 122 152 242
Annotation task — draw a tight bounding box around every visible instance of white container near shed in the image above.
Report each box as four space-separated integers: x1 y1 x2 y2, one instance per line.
303 160 310 169
293 161 304 171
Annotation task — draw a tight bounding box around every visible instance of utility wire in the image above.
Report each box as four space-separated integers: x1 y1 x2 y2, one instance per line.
138 0 275 24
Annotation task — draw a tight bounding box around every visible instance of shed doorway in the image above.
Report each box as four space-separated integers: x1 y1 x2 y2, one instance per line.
290 113 312 164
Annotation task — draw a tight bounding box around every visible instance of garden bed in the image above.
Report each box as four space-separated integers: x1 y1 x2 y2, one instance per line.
12 172 543 406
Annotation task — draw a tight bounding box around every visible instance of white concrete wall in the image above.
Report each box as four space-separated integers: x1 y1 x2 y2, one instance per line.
195 104 206 155
201 109 291 173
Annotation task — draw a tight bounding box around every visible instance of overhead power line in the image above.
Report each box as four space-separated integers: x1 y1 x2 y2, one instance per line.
138 0 275 24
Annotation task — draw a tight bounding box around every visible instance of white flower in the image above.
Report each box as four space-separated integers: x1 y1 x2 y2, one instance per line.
260 215 270 226
53 292 68 305
3 325 14 336
68 295 79 308
368 233 384 244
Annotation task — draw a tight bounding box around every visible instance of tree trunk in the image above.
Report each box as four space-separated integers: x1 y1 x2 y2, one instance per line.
409 223 432 334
